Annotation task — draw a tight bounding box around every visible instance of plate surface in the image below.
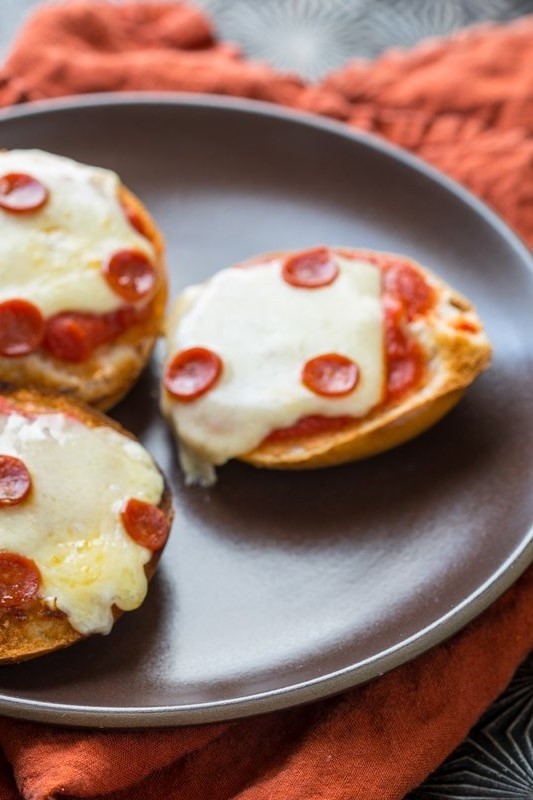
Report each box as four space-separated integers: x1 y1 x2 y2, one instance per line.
0 95 532 727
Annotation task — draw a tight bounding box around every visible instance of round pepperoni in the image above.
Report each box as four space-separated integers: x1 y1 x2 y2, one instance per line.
302 353 359 397
383 297 424 400
0 552 40 608
0 455 31 506
43 305 149 363
121 499 170 551
0 299 45 357
282 248 339 289
104 250 156 303
43 313 109 362
383 261 434 319
164 347 222 402
387 356 421 399
0 173 49 213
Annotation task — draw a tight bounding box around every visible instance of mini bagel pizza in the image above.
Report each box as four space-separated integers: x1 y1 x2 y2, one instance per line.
0 388 173 663
161 246 491 485
0 149 167 410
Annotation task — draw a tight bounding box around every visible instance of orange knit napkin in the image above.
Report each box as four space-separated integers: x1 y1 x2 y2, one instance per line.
0 4 532 799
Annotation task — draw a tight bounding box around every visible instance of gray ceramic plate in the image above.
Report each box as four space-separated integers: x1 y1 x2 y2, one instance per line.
0 95 532 728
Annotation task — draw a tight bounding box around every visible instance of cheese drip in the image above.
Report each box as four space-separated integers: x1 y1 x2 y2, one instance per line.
0 411 164 635
0 149 155 317
162 254 384 484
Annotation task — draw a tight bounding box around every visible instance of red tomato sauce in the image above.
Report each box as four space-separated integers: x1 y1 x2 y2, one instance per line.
264 250 435 443
265 414 355 442
41 303 152 363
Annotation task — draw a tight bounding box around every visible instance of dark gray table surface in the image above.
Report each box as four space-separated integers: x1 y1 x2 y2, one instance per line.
2 1 533 797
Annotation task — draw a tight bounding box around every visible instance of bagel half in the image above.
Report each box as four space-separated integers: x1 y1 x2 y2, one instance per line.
0 150 168 411
161 247 491 483
243 252 491 469
0 388 173 663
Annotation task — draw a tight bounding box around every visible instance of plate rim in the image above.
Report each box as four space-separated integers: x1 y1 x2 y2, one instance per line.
0 92 532 727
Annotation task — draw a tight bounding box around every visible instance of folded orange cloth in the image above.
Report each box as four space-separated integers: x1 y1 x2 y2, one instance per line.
1 3 532 246
0 4 532 799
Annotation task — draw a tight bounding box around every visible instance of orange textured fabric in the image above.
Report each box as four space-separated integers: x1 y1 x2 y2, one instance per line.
0 3 532 245
0 4 532 799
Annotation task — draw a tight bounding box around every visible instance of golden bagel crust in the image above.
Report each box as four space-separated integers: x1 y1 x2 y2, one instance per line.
0 388 173 664
240 252 491 469
0 184 167 411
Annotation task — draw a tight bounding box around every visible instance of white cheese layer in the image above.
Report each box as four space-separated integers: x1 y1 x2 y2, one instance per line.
0 149 155 317
162 254 384 484
0 410 164 635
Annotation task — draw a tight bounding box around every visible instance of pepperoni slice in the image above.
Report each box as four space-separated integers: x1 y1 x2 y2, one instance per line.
387 355 421 399
383 297 424 401
121 499 170 551
302 353 359 397
104 250 156 303
43 304 150 363
383 261 434 319
0 299 45 357
282 248 339 289
0 553 41 608
0 455 31 506
0 173 49 213
43 312 110 362
164 347 222 402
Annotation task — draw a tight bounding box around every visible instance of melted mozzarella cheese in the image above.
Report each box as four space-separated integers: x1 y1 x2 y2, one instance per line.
162 254 384 484
0 411 164 635
0 150 155 317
